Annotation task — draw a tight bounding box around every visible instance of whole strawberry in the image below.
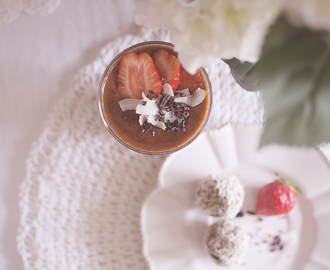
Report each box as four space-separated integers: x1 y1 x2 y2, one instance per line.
256 177 299 216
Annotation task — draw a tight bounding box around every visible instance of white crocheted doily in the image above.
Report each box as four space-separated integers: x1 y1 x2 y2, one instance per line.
0 0 61 25
17 27 269 270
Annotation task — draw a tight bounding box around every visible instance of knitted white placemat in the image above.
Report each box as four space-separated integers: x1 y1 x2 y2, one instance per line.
17 27 266 270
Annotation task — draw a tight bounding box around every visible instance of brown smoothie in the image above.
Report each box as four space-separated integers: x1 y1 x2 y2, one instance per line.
99 41 212 154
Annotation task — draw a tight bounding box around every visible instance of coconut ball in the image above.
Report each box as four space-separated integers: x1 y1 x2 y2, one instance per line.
195 174 244 218
205 220 250 266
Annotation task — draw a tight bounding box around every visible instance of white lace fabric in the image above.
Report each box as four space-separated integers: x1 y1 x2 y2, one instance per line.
0 0 61 25
18 27 304 270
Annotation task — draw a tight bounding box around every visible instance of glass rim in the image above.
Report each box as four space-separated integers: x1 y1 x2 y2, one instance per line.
98 41 212 155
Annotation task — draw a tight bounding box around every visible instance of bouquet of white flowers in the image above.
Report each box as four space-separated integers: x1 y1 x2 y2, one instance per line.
134 0 330 147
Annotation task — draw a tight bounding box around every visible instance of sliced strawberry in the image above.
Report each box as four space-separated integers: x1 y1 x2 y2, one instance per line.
177 67 202 91
116 52 162 99
152 49 181 92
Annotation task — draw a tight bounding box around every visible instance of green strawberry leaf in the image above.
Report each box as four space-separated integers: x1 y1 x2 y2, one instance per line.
257 16 330 146
288 184 303 196
274 172 303 196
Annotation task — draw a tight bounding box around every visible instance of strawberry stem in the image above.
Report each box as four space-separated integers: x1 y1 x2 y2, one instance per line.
274 173 303 196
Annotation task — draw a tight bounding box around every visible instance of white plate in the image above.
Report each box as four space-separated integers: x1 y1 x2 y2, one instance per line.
142 124 330 270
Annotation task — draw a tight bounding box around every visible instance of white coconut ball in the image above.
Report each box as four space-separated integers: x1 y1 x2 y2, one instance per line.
195 174 244 218
205 220 250 266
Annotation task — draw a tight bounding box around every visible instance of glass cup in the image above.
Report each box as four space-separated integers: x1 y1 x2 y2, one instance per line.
98 41 212 155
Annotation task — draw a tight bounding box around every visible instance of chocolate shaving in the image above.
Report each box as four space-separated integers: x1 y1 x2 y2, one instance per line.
139 89 199 134
270 236 284 252
155 94 191 132
158 94 171 112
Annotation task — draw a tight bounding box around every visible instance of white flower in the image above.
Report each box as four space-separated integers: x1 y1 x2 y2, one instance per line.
282 0 330 33
134 0 281 74
134 0 189 31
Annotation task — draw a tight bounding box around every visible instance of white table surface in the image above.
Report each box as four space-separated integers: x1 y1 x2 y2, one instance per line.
0 1 138 268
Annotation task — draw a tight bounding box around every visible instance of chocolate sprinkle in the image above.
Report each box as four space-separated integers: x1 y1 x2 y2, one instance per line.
141 122 152 132
159 94 171 112
137 88 204 134
157 94 191 132
270 235 284 252
236 211 244 218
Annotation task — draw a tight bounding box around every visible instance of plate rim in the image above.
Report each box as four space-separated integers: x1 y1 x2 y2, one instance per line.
141 123 330 270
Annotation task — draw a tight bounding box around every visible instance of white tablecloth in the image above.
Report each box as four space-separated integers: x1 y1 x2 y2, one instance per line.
0 1 138 268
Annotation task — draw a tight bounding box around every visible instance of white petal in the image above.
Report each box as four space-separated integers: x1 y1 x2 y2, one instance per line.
283 0 330 32
135 0 281 73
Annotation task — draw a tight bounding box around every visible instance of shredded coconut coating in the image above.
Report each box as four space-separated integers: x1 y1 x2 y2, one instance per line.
205 220 250 266
195 174 245 218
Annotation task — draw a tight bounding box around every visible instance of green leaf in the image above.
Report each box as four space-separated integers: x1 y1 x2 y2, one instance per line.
257 16 330 147
223 58 259 91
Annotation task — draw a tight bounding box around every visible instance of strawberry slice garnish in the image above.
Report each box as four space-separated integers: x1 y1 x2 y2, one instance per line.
116 52 162 99
152 49 181 92
177 67 202 91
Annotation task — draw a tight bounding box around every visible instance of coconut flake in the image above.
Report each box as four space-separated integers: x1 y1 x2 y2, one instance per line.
175 88 191 97
147 115 166 130
119 98 141 111
164 111 177 123
162 83 174 96
174 88 207 106
139 115 148 126
119 87 207 132
136 93 159 115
